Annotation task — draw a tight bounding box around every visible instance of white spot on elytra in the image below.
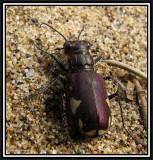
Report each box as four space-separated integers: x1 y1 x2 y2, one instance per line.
79 127 96 136
70 97 81 114
78 119 83 129
69 86 73 91
85 130 96 136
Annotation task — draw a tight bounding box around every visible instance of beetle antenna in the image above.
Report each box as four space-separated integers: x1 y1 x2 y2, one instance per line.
41 23 68 41
77 25 85 40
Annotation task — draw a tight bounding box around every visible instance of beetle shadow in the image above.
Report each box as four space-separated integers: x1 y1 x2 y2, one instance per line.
44 86 65 125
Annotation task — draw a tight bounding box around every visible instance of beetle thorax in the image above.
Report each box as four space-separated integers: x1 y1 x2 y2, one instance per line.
64 41 94 71
69 54 94 71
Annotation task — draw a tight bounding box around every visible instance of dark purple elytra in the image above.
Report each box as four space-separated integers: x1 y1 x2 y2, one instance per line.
67 72 111 137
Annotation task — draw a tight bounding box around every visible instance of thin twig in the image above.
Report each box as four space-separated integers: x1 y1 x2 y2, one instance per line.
131 77 147 131
101 60 147 82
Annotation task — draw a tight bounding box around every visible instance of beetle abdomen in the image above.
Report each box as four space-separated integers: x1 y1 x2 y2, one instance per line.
67 71 111 137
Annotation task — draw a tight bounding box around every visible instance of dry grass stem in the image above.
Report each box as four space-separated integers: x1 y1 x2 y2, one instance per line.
102 60 147 82
131 78 147 131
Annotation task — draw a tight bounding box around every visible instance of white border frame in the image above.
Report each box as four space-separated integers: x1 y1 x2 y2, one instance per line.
3 3 150 158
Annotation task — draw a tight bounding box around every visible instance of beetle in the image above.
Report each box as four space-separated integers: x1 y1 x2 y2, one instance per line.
32 23 116 138
65 42 112 137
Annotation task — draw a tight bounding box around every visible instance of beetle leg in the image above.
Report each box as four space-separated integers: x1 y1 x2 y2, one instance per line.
104 76 144 95
108 88 147 146
13 76 60 107
104 76 111 81
94 55 102 64
49 53 68 72
32 40 68 72
104 76 147 145
55 47 64 51
108 92 118 100
50 69 67 87
48 68 67 91
104 76 126 92
117 93 147 146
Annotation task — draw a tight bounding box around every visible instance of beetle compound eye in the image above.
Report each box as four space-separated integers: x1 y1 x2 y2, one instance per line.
64 41 72 50
84 41 91 48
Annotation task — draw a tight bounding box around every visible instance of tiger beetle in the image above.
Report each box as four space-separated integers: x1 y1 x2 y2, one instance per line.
31 23 119 138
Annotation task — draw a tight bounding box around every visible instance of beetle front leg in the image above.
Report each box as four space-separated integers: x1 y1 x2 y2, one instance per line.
31 40 68 72
94 55 102 64
49 54 68 72
13 75 61 108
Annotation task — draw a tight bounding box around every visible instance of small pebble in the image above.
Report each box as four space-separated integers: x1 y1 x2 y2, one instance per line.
91 150 99 154
26 69 34 77
31 18 38 24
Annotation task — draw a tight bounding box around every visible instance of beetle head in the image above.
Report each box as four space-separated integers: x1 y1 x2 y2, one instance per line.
64 40 91 56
